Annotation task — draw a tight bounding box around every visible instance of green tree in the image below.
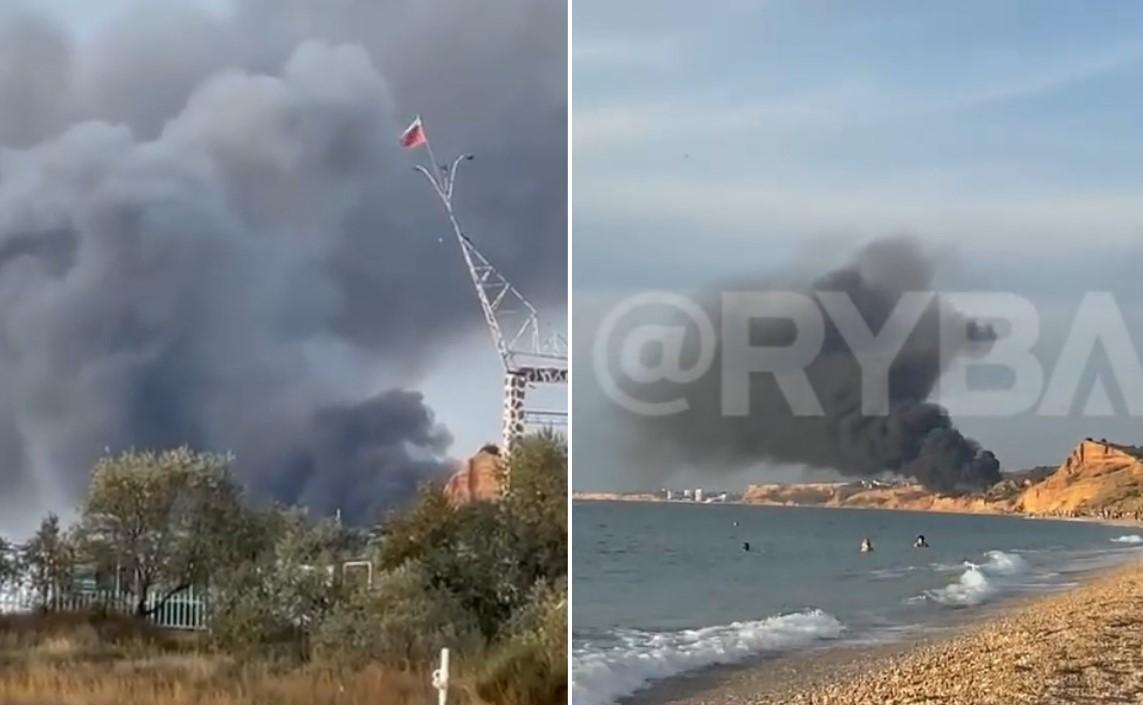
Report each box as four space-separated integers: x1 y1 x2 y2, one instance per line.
77 447 251 616
477 579 568 705
21 513 76 610
503 431 567 586
208 505 365 655
312 560 482 667
375 432 568 640
0 535 20 592
268 508 361 628
377 487 517 638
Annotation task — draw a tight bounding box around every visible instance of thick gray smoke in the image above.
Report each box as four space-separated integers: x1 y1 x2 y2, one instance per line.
0 0 565 529
621 238 1001 493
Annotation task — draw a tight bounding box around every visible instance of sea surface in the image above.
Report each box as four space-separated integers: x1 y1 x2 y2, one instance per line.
572 500 1143 705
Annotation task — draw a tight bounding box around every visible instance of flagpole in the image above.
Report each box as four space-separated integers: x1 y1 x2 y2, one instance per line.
419 117 445 196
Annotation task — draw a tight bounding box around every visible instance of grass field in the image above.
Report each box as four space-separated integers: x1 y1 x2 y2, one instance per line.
0 611 477 705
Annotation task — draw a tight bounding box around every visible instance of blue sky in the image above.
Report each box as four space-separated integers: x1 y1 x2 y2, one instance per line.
574 1 1143 489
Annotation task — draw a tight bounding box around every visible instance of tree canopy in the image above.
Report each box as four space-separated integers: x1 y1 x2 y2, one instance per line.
77 447 251 615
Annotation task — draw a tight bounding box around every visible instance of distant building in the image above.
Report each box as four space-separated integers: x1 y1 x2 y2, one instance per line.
665 489 674 500
683 489 693 499
694 488 704 502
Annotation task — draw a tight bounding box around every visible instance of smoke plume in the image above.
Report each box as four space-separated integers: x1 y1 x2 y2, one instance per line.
0 0 565 530
620 237 1001 493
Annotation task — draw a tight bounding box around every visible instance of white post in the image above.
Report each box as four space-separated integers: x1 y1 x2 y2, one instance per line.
431 647 450 705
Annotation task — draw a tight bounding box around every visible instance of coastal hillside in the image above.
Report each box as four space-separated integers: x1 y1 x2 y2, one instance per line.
576 438 1143 521
572 491 663 502
740 481 1014 514
1016 439 1143 518
739 439 1143 519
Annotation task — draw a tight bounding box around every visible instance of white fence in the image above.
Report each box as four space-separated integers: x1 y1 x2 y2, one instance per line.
0 585 208 631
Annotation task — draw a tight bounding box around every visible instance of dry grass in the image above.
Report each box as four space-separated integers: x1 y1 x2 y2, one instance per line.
0 660 439 705
0 612 475 705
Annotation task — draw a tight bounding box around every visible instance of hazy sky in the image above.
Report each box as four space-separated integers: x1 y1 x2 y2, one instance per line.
36 0 233 36
574 0 1143 490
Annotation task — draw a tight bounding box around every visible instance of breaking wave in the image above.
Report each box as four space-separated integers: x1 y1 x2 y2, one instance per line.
923 550 1027 607
1111 535 1143 544
571 610 844 705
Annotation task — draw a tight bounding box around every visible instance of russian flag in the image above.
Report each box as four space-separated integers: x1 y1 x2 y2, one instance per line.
399 116 427 149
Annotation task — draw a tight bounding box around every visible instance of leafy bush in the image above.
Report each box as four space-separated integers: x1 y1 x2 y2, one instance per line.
375 432 568 640
501 432 568 591
207 563 306 658
475 580 567 705
207 508 360 658
311 561 482 668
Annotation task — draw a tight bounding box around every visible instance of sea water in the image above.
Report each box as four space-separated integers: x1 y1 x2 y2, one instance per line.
572 500 1143 705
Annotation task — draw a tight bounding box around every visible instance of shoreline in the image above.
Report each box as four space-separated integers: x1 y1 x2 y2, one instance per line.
572 496 1143 530
625 557 1143 705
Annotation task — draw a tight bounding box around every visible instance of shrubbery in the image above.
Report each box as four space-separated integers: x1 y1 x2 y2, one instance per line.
0 432 568 704
207 507 364 657
312 561 482 667
475 578 568 705
317 431 569 702
375 432 567 641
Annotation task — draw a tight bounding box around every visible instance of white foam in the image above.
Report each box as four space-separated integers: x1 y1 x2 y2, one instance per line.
923 550 1026 607
925 563 995 606
981 549 1027 575
571 610 844 705
1111 534 1143 544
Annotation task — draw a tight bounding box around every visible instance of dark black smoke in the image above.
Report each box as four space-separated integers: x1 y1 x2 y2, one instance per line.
249 390 453 524
620 237 1000 493
0 0 565 529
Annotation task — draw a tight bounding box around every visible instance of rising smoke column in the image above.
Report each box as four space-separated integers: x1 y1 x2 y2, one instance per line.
619 237 1000 493
0 1 566 530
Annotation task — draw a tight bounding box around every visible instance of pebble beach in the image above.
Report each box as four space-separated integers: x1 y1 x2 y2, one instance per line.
647 559 1143 705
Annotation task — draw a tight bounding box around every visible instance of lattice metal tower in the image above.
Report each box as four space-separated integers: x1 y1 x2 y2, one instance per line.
410 124 567 453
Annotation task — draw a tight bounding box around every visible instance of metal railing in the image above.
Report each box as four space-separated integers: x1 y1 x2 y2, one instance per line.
0 585 208 631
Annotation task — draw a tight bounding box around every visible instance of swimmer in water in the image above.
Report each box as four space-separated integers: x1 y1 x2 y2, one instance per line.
860 537 874 553
743 541 750 552
914 534 929 548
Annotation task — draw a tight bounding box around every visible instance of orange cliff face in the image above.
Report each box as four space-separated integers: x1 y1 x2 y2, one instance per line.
1017 440 1143 517
442 445 505 505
